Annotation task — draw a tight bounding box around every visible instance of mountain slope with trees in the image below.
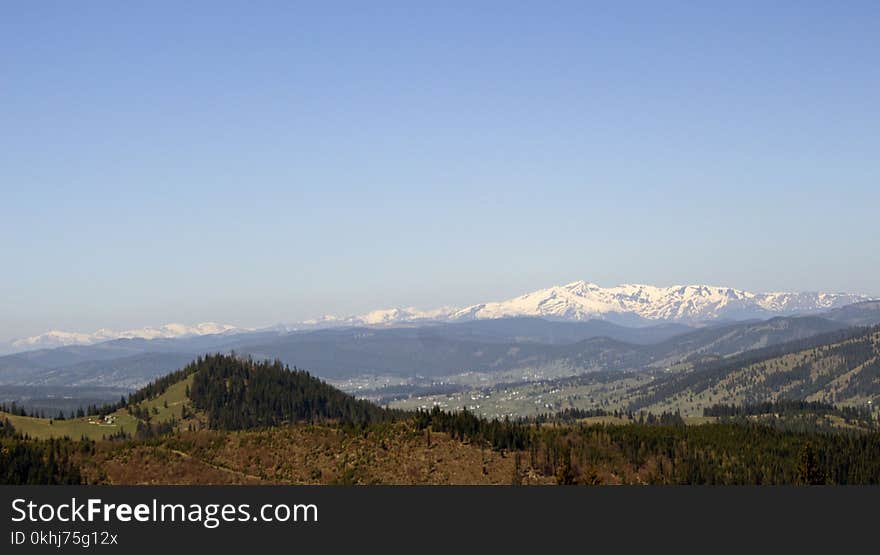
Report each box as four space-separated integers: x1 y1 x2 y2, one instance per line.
628 326 880 414
188 354 397 429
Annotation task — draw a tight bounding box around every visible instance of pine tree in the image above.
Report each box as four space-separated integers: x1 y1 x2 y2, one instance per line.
512 452 523 486
797 442 825 485
555 449 577 485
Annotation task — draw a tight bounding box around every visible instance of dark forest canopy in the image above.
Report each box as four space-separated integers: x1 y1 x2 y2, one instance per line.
188 353 400 430
0 418 85 485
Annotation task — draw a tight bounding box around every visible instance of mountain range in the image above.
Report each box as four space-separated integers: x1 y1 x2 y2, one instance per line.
4 302 880 391
443 281 870 324
5 322 249 354
5 281 871 354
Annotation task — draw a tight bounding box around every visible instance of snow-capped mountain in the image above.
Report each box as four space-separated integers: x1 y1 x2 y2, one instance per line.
10 322 247 352
306 281 872 327
5 282 871 355
446 281 870 323
298 307 457 327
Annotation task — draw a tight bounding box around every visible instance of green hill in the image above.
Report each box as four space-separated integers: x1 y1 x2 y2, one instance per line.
0 375 194 441
0 353 397 440
188 354 396 430
627 326 880 415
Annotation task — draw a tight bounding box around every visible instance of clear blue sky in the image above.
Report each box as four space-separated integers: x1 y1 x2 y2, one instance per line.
2 1 878 340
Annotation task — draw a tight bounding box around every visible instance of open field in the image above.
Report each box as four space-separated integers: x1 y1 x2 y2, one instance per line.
388 373 652 419
0 375 195 440
0 410 139 440
135 375 193 424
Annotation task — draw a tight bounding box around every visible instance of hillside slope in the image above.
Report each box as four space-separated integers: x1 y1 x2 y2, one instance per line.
4 352 880 486
188 354 394 429
629 326 880 414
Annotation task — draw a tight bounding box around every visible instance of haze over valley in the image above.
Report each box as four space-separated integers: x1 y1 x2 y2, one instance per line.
2 280 878 422
4 280 870 354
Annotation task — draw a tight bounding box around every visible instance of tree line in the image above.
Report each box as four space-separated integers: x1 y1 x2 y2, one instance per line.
0 418 86 484
414 406 880 484
704 400 874 423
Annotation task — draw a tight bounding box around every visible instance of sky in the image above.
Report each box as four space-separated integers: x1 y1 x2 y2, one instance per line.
1 1 879 341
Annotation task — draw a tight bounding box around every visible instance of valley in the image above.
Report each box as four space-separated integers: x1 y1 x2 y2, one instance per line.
3 350 880 486
3 296 880 487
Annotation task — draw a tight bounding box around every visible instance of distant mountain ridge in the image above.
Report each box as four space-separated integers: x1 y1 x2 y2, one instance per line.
296 281 872 328
5 281 872 355
8 323 247 353
1 313 868 390
446 281 869 323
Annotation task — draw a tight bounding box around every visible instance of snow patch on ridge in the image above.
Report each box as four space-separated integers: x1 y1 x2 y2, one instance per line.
304 281 871 328
11 322 247 352
9 282 872 354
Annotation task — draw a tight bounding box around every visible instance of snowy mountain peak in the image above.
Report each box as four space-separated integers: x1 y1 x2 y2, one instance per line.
300 307 457 328
5 282 872 355
445 282 870 324
314 281 871 328
10 322 248 352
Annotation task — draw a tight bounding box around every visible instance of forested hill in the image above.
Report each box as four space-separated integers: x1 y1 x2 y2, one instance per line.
188 354 397 430
628 325 880 413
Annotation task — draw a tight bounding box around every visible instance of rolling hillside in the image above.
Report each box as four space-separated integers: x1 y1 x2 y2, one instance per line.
628 326 880 414
3 352 880 485
0 376 193 441
0 353 399 440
